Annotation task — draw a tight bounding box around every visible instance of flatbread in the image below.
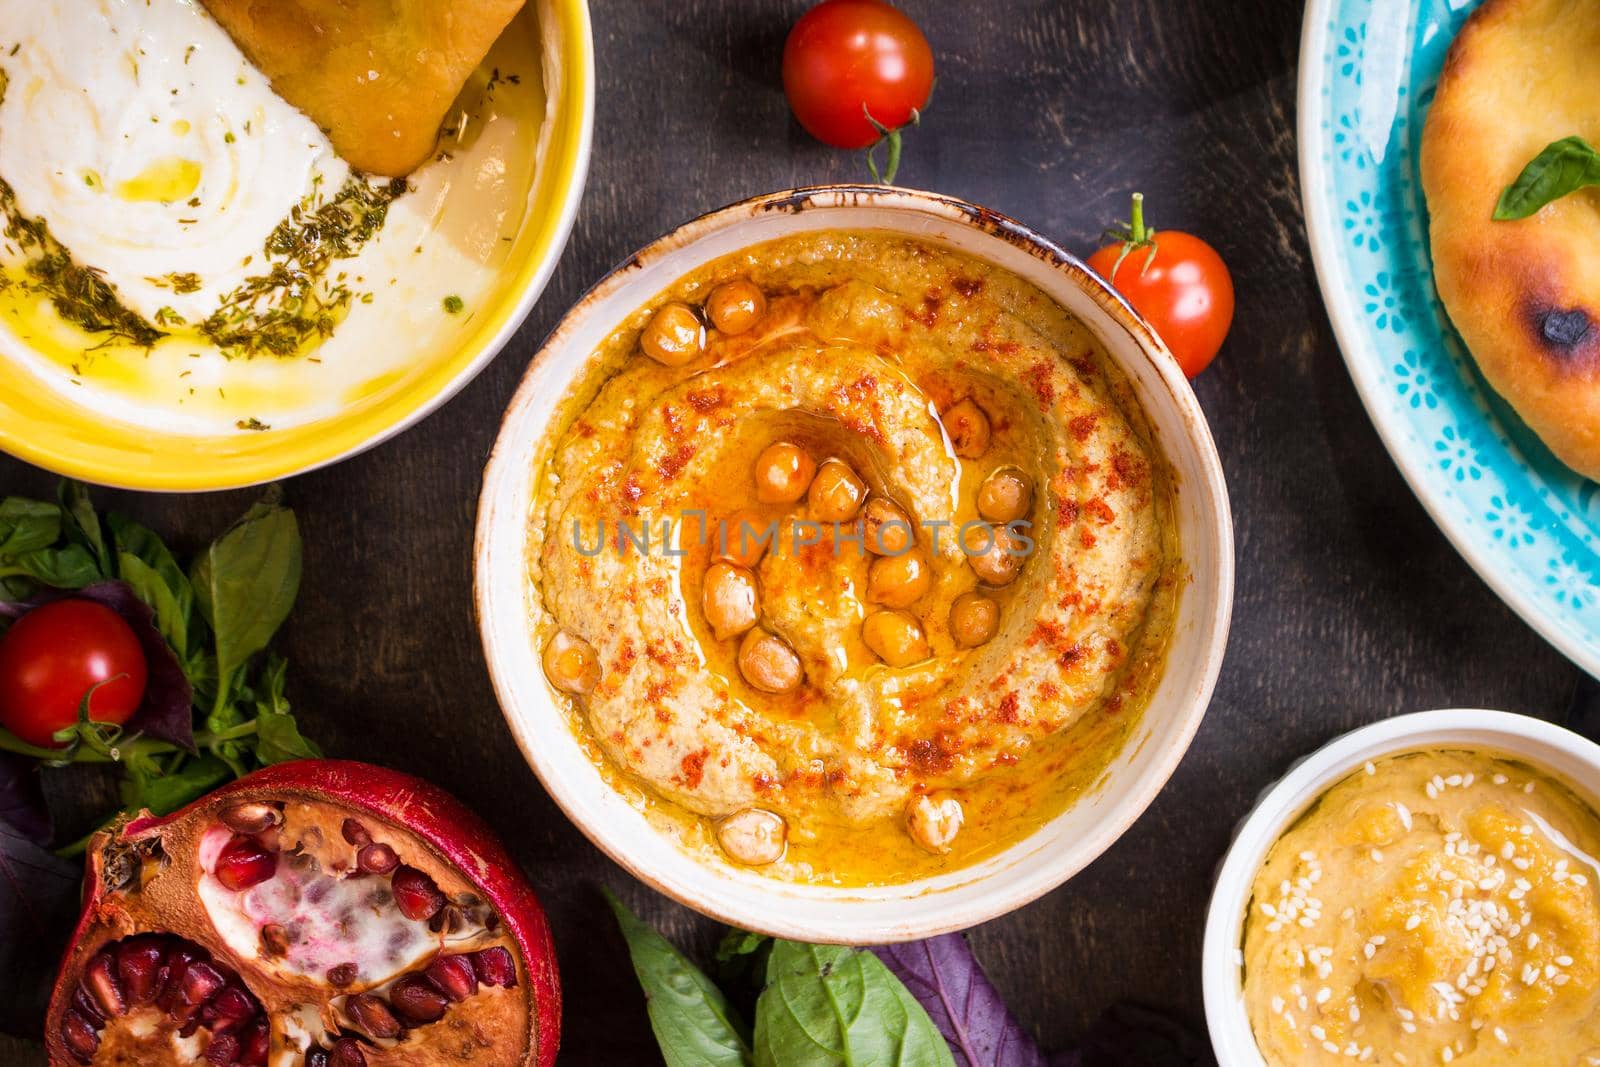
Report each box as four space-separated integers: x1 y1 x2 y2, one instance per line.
199 0 526 177
1420 0 1600 481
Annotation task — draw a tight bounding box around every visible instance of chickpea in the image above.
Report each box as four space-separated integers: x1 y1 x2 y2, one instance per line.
716 807 786 866
807 459 866 522
977 467 1034 524
639 302 705 366
943 398 991 459
703 562 759 641
717 509 775 568
906 795 964 854
705 279 766 335
949 592 1000 649
963 522 1028 587
737 629 803 693
753 441 817 504
542 630 601 695
867 548 932 608
861 496 915 556
861 609 929 667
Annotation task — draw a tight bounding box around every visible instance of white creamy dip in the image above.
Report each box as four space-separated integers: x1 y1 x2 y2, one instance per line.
0 0 542 434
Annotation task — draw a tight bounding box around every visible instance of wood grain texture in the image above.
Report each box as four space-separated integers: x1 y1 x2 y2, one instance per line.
0 0 1583 1062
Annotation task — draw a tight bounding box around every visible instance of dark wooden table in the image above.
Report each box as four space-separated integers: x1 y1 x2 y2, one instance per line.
2 0 1586 1062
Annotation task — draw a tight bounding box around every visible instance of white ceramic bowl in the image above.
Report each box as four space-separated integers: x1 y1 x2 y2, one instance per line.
474 185 1234 943
1203 708 1600 1065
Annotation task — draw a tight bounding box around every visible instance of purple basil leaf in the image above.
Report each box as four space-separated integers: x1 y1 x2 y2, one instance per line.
0 752 51 843
0 581 195 751
0 817 82 1037
872 934 1049 1067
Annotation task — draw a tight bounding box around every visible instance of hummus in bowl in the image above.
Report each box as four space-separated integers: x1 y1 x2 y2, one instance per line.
477 187 1232 941
0 0 591 490
1205 710 1600 1066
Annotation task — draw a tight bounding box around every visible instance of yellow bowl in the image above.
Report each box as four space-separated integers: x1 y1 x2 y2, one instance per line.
0 0 593 492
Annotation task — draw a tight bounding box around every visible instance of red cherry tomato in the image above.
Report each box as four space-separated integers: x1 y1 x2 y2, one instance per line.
1086 193 1235 379
0 599 148 748
782 0 935 151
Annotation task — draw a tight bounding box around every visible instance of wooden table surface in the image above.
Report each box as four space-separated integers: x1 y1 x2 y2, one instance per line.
2 0 1586 1062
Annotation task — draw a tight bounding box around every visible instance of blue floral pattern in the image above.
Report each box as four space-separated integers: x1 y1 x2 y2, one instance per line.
1306 0 1600 671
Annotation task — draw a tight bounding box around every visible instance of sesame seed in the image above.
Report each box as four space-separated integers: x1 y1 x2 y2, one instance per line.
1365 761 1376 776
1495 1027 1508 1044
1406 914 1423 931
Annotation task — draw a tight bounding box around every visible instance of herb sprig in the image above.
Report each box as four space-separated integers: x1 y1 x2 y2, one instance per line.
0 482 320 843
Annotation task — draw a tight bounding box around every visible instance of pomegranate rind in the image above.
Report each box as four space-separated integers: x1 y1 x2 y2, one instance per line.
45 759 561 1067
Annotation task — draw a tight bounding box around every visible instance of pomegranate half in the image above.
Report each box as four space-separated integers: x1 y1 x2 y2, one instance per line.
44 760 560 1066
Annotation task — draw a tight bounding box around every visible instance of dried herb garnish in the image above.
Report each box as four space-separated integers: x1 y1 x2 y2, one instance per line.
0 179 164 348
199 175 407 359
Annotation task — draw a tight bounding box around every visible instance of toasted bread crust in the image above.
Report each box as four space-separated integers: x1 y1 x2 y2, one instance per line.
200 0 526 177
1420 0 1600 479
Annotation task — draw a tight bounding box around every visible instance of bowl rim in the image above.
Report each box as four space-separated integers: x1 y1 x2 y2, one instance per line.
474 183 1235 942
0 0 595 493
1202 708 1600 1066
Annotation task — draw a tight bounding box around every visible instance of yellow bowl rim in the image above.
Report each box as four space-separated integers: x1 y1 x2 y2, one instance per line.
0 0 595 492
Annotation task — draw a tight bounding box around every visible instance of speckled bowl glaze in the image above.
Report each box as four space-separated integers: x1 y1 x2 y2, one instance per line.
474 185 1234 944
1203 709 1600 1066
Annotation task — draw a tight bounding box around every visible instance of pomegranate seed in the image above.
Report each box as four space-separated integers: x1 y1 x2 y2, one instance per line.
214 836 278 891
84 952 126 1017
387 973 449 1025
260 923 290 957
157 947 200 1012
326 962 359 987
72 984 105 1027
60 1010 100 1063
305 1049 331 1067
470 946 519 989
182 961 227 1005
205 1032 241 1065
330 1037 368 1067
356 842 398 875
241 1017 270 1066
345 993 401 1039
424 954 478 1002
220 802 280 835
340 818 371 846
209 984 257 1021
390 865 445 921
116 936 167 1006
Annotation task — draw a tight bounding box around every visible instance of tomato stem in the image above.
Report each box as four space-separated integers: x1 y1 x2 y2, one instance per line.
1104 191 1160 279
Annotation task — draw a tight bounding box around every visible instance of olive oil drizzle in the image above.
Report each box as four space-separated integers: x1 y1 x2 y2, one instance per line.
0 105 406 361
0 177 165 348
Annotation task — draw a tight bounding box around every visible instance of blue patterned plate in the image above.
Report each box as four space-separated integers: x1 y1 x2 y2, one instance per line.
1299 0 1600 675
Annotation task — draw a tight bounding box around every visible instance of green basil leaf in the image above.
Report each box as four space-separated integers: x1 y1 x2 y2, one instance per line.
1494 136 1600 221
57 482 110 576
0 498 61 557
254 710 321 764
118 554 190 659
189 492 301 684
11 545 102 589
110 514 196 656
753 941 956 1067
120 755 232 816
604 888 753 1067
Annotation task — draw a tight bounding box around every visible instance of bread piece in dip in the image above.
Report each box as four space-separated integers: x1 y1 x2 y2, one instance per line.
198 0 527 177
0 0 543 435
1243 750 1600 1066
528 231 1183 885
